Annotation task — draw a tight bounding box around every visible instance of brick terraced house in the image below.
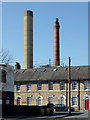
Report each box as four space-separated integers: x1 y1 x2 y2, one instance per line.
14 66 90 111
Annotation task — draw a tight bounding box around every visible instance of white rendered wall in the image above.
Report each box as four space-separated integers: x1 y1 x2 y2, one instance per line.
0 65 14 92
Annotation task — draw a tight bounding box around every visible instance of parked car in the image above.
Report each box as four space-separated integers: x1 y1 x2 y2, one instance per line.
54 104 74 112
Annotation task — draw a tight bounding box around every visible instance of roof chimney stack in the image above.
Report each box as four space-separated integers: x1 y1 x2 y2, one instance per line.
53 18 60 66
24 10 33 69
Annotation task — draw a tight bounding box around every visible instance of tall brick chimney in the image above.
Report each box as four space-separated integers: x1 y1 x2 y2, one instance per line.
24 10 33 69
53 18 60 66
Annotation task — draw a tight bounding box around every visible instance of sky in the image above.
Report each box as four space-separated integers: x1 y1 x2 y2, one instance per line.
2 2 88 68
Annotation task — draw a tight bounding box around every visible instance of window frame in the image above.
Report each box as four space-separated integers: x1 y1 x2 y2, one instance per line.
72 96 77 106
16 84 20 92
48 96 53 104
60 81 65 90
72 81 77 90
37 96 42 106
37 83 42 91
84 81 89 90
27 83 31 91
48 82 53 90
27 96 31 106
2 70 6 83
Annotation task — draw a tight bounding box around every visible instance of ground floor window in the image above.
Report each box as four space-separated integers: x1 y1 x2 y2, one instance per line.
60 97 64 105
60 95 66 105
27 96 31 106
48 96 53 104
6 99 10 105
37 96 41 106
0 99 2 104
72 97 77 106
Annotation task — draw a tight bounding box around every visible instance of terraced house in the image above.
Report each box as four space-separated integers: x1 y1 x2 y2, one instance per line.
14 66 90 111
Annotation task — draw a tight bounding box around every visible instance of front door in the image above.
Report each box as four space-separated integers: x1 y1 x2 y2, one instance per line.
17 98 21 105
85 99 89 110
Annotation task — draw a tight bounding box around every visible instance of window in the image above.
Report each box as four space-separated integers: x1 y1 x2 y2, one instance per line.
60 81 65 90
37 96 41 106
72 81 77 90
2 70 6 83
48 96 53 104
72 96 77 106
27 83 31 91
6 99 10 105
60 97 64 105
27 96 31 106
84 81 89 90
16 84 20 91
0 100 2 104
48 82 53 90
37 83 42 91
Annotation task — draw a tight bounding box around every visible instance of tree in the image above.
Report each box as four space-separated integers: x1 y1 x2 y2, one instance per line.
0 49 13 64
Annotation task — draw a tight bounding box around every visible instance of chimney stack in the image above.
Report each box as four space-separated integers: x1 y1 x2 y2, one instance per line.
53 18 60 66
24 10 33 69
15 62 21 69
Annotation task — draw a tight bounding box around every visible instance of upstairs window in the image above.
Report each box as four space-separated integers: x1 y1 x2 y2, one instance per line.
37 83 42 91
48 82 53 90
16 84 20 91
27 83 31 91
60 81 65 90
84 81 89 90
2 70 6 83
72 81 77 90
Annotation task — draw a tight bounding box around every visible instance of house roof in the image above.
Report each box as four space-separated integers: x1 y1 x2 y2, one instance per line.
14 66 90 82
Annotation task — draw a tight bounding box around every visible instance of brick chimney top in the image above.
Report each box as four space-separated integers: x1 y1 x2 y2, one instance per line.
55 18 58 22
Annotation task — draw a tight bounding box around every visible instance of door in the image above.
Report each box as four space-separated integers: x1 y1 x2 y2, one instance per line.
85 99 89 110
17 98 21 105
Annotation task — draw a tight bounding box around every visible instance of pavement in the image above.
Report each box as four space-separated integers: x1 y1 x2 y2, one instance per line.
2 110 90 120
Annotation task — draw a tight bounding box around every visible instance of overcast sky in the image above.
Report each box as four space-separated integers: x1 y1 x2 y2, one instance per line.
2 2 88 68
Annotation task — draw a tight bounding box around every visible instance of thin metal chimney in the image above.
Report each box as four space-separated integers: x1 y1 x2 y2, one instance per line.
53 18 60 66
24 10 33 69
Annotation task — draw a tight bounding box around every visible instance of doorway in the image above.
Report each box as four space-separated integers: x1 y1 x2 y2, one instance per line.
17 97 21 105
85 99 89 110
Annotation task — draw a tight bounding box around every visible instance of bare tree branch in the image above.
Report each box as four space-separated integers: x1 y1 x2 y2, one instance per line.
0 49 13 64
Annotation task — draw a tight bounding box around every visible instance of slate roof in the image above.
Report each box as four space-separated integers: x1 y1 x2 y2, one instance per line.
14 66 90 82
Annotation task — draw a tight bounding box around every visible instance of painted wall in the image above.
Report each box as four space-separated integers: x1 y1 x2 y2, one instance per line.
0 64 14 92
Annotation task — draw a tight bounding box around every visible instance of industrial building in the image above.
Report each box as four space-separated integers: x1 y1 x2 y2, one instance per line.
14 10 90 111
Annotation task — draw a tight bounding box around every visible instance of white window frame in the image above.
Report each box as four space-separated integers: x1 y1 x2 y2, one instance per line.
59 95 66 105
60 81 65 90
37 83 42 91
27 96 31 106
36 95 43 106
27 83 31 91
72 81 77 90
48 82 53 90
16 84 20 92
84 81 89 90
72 96 77 106
48 96 53 104
37 96 41 106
